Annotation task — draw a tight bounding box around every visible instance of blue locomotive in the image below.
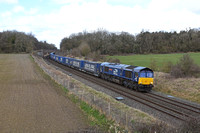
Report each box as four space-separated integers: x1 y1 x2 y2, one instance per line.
50 53 154 92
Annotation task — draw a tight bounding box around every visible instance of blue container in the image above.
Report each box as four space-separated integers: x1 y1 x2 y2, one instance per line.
62 57 71 66
83 61 101 75
71 58 84 69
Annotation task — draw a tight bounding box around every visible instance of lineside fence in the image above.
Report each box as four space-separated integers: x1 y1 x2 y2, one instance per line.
32 55 155 132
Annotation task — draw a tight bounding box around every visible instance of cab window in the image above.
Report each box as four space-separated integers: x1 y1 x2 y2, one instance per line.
140 70 154 78
140 71 146 77
147 71 154 78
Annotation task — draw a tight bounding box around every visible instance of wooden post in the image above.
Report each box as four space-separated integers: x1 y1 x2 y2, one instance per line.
108 102 110 115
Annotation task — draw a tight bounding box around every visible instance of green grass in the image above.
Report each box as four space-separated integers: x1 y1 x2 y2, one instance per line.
107 52 200 69
80 101 114 130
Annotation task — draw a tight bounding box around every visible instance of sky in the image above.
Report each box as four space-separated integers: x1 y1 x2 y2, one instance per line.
0 0 200 49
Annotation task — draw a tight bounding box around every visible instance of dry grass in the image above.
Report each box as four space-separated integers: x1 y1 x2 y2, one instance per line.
153 72 200 103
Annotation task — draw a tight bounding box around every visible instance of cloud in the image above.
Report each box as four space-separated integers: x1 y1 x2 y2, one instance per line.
26 8 39 15
52 0 98 4
148 0 200 14
0 0 18 4
13 5 24 13
1 11 12 17
1 0 200 49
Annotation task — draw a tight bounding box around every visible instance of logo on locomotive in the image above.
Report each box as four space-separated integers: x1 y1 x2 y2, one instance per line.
113 69 118 75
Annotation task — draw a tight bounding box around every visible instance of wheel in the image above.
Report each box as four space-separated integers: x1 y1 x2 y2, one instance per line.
123 81 128 88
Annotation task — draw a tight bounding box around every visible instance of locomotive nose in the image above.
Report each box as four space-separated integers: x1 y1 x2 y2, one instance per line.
139 78 154 85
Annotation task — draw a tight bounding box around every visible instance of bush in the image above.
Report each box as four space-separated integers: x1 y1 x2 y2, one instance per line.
78 42 91 57
71 48 81 57
87 50 102 61
150 59 157 71
106 58 120 63
161 61 173 73
170 54 200 78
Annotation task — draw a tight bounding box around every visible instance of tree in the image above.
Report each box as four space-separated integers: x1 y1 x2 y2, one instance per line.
79 42 91 56
0 30 57 53
170 54 200 78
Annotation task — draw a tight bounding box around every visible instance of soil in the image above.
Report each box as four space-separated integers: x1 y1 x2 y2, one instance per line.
0 54 89 132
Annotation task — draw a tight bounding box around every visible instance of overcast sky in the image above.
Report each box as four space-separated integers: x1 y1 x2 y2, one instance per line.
0 0 200 48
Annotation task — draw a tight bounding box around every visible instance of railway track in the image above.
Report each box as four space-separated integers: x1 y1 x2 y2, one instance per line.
45 58 200 122
146 93 200 114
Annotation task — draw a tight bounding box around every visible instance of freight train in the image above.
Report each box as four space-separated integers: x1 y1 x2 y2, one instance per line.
50 53 154 92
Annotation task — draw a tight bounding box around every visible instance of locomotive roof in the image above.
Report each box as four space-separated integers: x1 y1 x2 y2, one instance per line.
102 62 153 72
134 67 153 72
101 62 131 69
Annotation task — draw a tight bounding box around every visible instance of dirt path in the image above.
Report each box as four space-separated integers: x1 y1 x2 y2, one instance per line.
0 54 89 132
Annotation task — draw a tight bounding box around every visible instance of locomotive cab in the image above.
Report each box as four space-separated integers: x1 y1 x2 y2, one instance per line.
138 69 154 85
134 67 154 92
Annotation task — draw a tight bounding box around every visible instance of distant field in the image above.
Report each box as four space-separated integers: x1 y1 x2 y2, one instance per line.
108 52 200 69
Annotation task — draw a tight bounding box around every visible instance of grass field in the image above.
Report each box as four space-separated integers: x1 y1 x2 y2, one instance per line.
108 52 200 103
108 52 200 69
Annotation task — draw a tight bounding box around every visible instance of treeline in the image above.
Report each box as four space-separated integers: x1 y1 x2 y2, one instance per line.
60 28 200 55
0 30 57 53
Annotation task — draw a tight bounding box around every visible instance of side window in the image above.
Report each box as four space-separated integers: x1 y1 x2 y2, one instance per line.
140 71 146 77
147 71 154 78
125 71 132 78
105 67 109 72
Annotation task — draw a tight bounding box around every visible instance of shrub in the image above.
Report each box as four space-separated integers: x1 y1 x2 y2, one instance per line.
161 61 173 73
78 42 91 57
106 58 120 63
150 59 157 71
71 48 81 57
170 54 200 78
87 50 102 61
170 65 183 78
